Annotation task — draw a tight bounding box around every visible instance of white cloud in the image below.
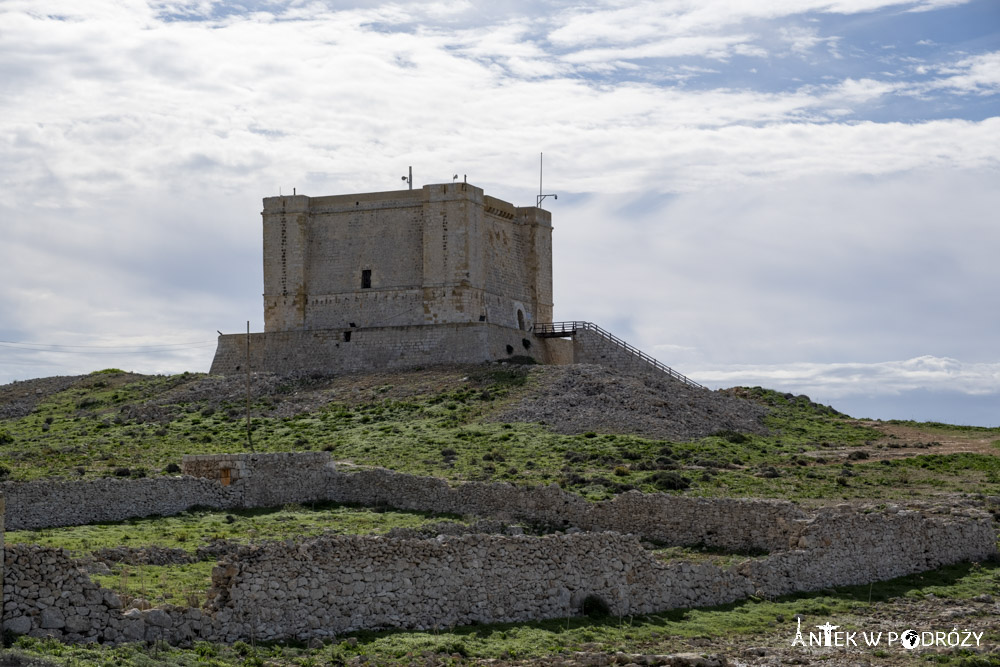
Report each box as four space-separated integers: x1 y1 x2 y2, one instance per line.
693 356 1000 398
5 2 994 212
552 168 1000 379
0 0 996 426
823 77 902 103
926 51 1000 94
561 34 758 64
545 0 975 62
778 25 828 54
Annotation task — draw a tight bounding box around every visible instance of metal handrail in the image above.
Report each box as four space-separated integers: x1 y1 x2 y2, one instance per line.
533 321 707 390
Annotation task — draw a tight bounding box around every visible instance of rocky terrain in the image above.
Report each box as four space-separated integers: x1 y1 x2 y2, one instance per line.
492 364 768 441
1 362 769 442
0 375 94 420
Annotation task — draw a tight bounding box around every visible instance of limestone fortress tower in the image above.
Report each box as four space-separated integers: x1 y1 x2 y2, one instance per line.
210 180 702 388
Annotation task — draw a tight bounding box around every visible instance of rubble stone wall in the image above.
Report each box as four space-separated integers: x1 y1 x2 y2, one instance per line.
3 543 216 645
1 455 996 645
3 454 995 559
2 455 805 552
324 468 806 553
205 533 752 642
1 476 238 531
737 505 998 596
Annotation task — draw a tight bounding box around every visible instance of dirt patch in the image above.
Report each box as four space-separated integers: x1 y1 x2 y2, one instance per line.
807 420 1000 464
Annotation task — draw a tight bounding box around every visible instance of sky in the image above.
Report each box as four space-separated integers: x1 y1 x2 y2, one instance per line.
1 0 998 426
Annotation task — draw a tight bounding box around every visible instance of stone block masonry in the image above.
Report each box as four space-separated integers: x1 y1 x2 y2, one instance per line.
210 323 562 376
210 179 703 387
262 184 552 333
211 181 560 376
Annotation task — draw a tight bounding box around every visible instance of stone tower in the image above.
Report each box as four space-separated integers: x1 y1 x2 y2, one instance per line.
263 182 552 333
210 182 567 374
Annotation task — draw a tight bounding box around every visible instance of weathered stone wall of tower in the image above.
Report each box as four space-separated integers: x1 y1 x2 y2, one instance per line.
217 182 556 375
209 323 559 376
260 183 552 335
262 195 310 332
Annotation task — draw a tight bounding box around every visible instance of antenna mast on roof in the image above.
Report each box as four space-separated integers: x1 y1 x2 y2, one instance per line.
537 152 557 208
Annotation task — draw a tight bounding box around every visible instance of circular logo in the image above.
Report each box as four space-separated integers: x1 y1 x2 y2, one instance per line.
901 629 920 650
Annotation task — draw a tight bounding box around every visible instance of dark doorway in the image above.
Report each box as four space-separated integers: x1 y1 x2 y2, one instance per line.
361 269 372 289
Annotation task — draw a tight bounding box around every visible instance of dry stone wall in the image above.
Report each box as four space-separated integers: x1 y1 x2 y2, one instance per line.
737 504 998 596
3 543 216 645
1 454 996 646
1 476 236 531
4 453 995 558
205 504 997 642
205 533 753 642
323 468 805 552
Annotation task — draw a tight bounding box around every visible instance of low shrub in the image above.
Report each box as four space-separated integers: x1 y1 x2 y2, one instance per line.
648 471 691 491
713 429 749 444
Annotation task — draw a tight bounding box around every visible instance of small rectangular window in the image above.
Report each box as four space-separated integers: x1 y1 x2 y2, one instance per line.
361 269 372 289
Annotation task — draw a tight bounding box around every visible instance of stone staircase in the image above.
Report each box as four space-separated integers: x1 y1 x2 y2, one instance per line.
533 321 706 390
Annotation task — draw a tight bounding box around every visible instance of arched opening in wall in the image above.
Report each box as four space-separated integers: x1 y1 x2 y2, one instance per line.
517 310 525 330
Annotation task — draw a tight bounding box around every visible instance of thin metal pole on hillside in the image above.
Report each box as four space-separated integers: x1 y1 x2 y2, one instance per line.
246 320 254 452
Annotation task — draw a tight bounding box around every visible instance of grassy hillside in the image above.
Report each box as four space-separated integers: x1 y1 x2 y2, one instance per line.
2 366 999 666
1 367 998 501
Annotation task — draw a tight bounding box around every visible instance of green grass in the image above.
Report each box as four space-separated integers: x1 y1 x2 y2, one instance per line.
91 561 215 608
2 371 998 502
5 371 1000 665
5 503 470 556
6 503 475 608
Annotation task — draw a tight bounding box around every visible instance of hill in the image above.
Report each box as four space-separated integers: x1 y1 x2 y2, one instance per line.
2 364 999 666
1 364 998 502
